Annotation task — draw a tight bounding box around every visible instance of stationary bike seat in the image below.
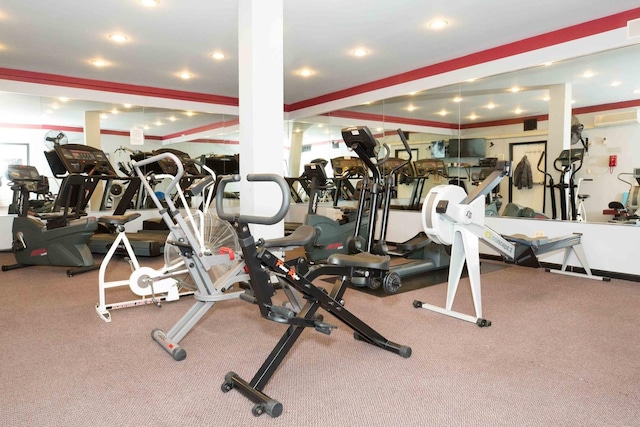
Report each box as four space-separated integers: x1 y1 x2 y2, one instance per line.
262 225 316 250
98 213 142 227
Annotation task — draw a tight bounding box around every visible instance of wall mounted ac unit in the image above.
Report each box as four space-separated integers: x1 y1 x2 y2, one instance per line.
593 109 640 127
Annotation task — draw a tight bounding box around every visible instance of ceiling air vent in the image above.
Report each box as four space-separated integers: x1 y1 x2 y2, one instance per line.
593 109 640 127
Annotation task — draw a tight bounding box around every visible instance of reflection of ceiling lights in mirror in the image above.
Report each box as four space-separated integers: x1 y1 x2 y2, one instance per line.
140 0 159 7
90 59 108 67
405 105 417 112
582 71 595 78
437 109 448 116
427 19 448 30
179 72 192 79
514 108 523 114
509 86 521 93
154 120 162 126
211 52 225 60
453 96 462 103
352 48 369 57
109 34 128 43
486 103 496 109
297 68 313 77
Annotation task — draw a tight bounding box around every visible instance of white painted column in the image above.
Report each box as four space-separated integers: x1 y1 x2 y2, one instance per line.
547 84 572 153
547 83 573 219
288 122 312 177
238 0 284 239
84 111 103 211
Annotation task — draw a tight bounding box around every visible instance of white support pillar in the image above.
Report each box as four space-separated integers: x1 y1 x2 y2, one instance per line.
238 0 284 240
547 84 573 153
288 122 313 177
84 111 103 211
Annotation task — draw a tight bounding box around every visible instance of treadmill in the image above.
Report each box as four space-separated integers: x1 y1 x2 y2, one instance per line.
45 144 168 257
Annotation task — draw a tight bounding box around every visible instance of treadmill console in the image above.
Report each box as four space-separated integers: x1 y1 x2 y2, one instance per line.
47 144 117 176
153 148 201 176
557 148 584 167
6 164 41 181
331 156 366 177
380 157 414 179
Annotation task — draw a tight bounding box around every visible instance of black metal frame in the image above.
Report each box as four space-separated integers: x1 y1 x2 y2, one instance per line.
217 174 411 418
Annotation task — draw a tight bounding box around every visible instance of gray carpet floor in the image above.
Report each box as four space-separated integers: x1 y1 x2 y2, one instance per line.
0 252 638 426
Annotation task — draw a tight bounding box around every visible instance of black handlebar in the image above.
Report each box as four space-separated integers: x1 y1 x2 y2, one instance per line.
216 174 290 225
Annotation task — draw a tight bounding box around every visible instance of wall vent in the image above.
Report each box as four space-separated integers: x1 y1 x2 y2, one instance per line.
593 109 640 127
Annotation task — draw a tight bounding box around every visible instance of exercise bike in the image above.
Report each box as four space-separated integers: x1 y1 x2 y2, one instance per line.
2 164 98 275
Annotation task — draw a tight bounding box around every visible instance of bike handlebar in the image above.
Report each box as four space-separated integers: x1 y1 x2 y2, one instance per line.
216 173 290 225
132 152 184 196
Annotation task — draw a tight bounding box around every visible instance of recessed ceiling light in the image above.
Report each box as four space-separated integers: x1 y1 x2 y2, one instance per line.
111 108 119 114
58 97 69 102
610 81 621 87
581 71 595 78
90 59 108 67
109 33 128 43
486 103 496 109
123 103 132 108
168 116 177 122
184 111 195 117
542 96 550 101
352 48 369 57
509 86 521 93
154 120 163 126
428 19 449 30
514 108 523 114
140 0 159 7
405 105 417 112
453 96 462 103
211 52 225 60
178 71 192 79
437 109 448 116
100 113 108 119
634 89 640 94
297 68 314 77
543 62 553 67
468 114 478 120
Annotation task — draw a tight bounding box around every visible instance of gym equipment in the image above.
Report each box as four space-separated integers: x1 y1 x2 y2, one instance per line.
574 177 592 222
414 166 610 327
409 159 449 210
1 163 98 274
553 148 585 220
606 169 640 222
123 152 245 358
536 151 557 219
216 173 410 418
44 143 169 258
330 156 367 204
6 164 54 215
302 160 370 262
343 127 450 292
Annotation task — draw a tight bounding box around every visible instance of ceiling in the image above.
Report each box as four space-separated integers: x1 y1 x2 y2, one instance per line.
0 1 639 139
